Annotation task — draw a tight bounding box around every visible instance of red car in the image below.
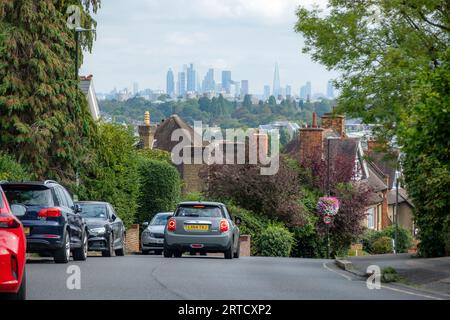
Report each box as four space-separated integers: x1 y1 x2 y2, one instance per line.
0 186 26 300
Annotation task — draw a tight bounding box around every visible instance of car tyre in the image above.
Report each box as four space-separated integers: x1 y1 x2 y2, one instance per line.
233 239 240 259
115 233 126 256
224 245 233 260
73 230 88 261
102 233 114 257
54 232 70 264
163 247 173 258
173 250 182 258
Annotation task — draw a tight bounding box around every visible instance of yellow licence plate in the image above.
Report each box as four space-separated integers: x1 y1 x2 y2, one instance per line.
23 227 30 235
185 224 209 231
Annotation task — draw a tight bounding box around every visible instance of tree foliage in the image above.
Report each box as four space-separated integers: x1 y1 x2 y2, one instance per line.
399 48 450 257
0 152 32 181
77 123 140 227
0 0 100 186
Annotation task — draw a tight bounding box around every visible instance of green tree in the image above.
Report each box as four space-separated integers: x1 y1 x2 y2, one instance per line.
0 152 32 181
399 48 450 257
0 0 100 186
243 94 252 109
77 123 140 227
136 159 181 223
295 0 449 137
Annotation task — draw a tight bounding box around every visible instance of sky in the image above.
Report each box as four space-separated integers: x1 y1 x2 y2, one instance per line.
80 0 337 95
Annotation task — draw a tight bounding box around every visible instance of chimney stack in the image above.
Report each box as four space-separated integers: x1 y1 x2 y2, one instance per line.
312 112 317 128
299 113 324 163
138 111 154 149
321 110 346 137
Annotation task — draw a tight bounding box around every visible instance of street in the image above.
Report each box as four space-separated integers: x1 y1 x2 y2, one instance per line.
27 255 438 300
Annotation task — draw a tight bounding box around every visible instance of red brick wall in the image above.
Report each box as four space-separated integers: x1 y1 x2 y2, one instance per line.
299 128 324 163
239 235 251 257
125 224 140 254
321 114 345 137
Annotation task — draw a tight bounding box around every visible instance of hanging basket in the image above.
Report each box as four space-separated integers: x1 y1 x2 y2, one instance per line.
317 197 340 216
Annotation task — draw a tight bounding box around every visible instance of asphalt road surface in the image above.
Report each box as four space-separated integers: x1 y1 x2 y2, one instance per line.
27 255 442 300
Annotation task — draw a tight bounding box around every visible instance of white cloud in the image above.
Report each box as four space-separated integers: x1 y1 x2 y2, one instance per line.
164 31 209 46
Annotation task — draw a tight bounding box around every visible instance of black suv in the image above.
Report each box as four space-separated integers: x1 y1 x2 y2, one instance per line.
0 180 89 263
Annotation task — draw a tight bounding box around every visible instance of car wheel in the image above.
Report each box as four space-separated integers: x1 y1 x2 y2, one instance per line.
163 247 173 258
224 245 233 260
115 233 126 256
54 232 70 264
233 239 240 259
102 233 114 257
173 250 182 258
73 231 88 261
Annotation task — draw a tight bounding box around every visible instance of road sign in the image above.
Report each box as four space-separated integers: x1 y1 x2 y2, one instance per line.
323 215 333 225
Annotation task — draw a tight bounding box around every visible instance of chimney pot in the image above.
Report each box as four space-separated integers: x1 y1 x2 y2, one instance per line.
312 112 317 128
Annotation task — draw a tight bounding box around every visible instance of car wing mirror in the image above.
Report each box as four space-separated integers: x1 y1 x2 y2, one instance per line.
111 214 117 221
142 222 149 228
73 204 82 214
11 204 27 217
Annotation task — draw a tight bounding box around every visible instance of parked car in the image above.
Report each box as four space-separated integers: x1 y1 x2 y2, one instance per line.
76 201 126 257
0 180 88 264
141 212 173 255
0 186 27 300
164 202 240 259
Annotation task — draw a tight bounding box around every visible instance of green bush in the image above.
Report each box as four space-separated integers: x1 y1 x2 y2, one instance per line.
291 221 324 258
372 236 393 254
360 229 381 253
379 226 413 253
255 224 295 257
381 267 400 283
0 152 32 181
137 159 181 223
182 192 208 202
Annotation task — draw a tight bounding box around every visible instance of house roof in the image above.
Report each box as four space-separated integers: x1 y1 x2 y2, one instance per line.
366 149 399 189
153 114 203 152
79 75 100 120
387 188 414 207
366 161 388 192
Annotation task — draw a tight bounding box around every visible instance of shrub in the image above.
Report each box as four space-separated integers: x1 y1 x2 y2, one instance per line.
0 152 32 181
137 159 181 223
372 236 393 254
360 229 381 253
381 267 400 283
255 224 295 257
182 192 208 202
380 226 413 253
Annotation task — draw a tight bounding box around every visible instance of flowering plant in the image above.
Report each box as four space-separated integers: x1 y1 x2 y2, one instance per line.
317 197 340 216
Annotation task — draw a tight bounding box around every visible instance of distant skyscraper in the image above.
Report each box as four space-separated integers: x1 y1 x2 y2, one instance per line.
133 82 139 96
286 85 292 97
177 71 186 96
241 80 249 96
306 81 312 101
186 63 196 92
327 80 334 99
202 69 216 92
264 85 271 100
272 63 281 97
166 69 175 97
222 71 232 94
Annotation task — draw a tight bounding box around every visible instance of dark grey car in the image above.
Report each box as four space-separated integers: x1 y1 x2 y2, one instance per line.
141 212 173 255
163 202 240 259
76 201 126 257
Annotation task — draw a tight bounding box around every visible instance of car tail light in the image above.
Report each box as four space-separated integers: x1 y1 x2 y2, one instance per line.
220 219 229 233
0 214 21 228
38 208 62 218
168 218 176 231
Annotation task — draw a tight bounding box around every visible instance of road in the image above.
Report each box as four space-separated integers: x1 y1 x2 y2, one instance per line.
27 254 440 300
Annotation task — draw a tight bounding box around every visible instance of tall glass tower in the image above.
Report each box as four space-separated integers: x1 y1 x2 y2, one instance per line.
166 68 175 97
273 63 281 97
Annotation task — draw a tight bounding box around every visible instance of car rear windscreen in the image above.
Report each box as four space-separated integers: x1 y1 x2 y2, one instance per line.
3 185 52 207
79 204 108 219
176 205 223 218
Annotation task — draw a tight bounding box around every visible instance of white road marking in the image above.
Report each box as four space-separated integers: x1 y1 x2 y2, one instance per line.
323 262 444 300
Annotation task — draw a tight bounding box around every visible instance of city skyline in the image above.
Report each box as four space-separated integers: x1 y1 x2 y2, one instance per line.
80 0 337 95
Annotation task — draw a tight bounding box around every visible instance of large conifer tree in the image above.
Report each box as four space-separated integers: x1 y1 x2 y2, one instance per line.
0 0 100 184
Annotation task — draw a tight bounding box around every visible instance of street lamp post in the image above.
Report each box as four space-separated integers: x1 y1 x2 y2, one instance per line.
74 27 95 80
394 170 400 254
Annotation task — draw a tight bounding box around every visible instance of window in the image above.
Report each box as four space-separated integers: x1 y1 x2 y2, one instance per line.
55 187 68 208
367 207 375 229
3 186 52 207
176 205 224 218
79 204 108 219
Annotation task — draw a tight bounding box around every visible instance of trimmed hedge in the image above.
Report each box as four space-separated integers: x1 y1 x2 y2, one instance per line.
360 226 413 254
372 236 393 254
137 159 181 223
255 224 295 257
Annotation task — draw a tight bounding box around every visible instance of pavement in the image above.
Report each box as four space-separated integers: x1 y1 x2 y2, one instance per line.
335 253 450 299
25 253 446 300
